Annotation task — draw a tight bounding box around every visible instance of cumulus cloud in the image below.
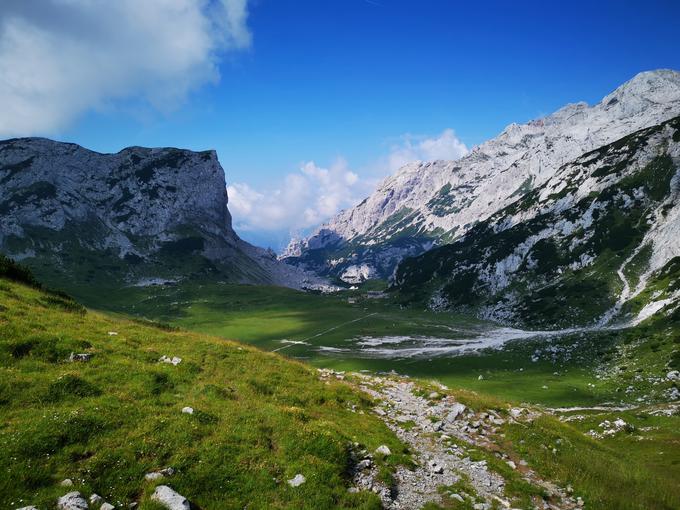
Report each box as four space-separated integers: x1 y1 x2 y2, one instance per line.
385 128 469 173
0 0 251 137
228 158 370 233
229 129 468 237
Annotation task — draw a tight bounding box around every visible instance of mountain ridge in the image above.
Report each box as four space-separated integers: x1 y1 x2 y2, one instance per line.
0 137 328 293
393 115 680 328
282 69 680 284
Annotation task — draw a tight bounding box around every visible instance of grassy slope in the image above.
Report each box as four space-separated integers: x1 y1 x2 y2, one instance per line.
0 278 410 510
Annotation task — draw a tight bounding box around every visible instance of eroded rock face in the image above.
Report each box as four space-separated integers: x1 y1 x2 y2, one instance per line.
284 70 680 281
0 138 329 291
395 115 680 328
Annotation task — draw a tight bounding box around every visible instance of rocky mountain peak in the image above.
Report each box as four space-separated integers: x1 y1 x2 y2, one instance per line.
0 138 331 292
283 70 680 283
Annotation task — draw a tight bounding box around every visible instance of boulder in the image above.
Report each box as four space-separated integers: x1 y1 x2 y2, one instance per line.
375 445 391 456
151 485 190 510
181 407 194 415
89 494 103 505
57 492 88 510
445 403 466 422
60 478 74 486
100 504 115 510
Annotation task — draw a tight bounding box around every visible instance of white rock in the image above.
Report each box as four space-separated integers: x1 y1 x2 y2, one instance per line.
151 485 190 510
57 492 88 510
506 460 517 469
667 370 679 381
445 403 467 422
181 407 194 415
100 504 115 510
89 494 103 505
375 445 391 456
60 479 74 487
107 331 118 336
356 459 372 470
160 355 182 366
17 507 39 510
287 474 306 487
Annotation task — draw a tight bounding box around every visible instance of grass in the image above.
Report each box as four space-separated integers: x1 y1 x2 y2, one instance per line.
2 259 679 509
47 279 675 409
0 277 411 509
501 411 680 509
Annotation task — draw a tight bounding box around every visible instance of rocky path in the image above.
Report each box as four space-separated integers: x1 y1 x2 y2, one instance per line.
337 371 583 510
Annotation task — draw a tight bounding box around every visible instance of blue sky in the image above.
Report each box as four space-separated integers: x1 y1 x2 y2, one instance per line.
2 0 680 249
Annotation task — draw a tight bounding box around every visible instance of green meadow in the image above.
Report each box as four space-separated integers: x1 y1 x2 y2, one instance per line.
69 280 679 409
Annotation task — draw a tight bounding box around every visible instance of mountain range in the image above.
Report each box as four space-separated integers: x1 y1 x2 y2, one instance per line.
0 138 326 293
395 114 680 328
1 70 679 329
282 70 680 288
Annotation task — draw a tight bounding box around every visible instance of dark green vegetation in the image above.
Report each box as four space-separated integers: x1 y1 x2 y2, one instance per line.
0 277 411 509
394 116 680 329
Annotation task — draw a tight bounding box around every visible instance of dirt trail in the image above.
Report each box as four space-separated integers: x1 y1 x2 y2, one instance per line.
334 371 583 510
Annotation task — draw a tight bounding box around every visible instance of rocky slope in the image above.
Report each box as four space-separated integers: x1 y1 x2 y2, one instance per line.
283 70 680 283
0 138 326 291
393 115 680 328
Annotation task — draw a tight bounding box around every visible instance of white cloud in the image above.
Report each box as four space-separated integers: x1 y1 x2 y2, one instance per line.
0 0 251 137
228 158 371 234
228 129 468 237
385 128 468 173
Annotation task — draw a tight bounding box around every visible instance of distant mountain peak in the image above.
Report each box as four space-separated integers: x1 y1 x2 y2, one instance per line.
283 69 680 284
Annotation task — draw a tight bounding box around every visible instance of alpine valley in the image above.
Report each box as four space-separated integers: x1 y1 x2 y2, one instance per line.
2 70 680 510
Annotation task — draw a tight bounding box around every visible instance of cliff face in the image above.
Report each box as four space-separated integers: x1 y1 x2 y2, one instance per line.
0 138 326 291
394 116 680 329
283 70 680 283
